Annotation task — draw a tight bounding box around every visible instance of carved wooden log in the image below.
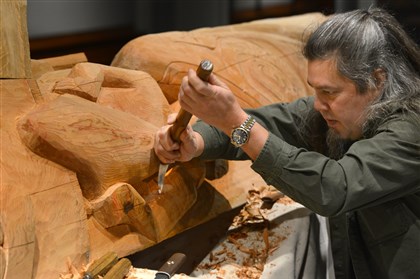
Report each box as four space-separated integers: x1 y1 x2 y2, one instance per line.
1 11 325 279
2 63 208 277
17 93 160 200
86 158 205 245
112 13 325 107
41 52 89 71
88 182 155 240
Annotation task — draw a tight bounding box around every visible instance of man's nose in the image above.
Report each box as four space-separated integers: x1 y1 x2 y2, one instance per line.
314 95 328 112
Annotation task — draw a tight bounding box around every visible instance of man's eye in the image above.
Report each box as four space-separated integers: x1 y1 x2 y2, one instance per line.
316 89 331 95
322 90 338 96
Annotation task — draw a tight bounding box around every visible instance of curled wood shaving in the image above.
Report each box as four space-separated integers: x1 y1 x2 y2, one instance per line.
263 227 270 254
231 185 282 229
59 257 85 279
235 266 263 279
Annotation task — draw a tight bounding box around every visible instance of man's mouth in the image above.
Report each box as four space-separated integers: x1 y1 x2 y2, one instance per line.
326 119 337 126
324 117 338 128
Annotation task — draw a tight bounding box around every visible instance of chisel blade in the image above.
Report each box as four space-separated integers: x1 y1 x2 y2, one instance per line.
157 163 169 194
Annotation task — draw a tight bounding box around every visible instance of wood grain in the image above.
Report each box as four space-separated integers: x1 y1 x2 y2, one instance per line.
17 93 159 199
111 13 325 106
0 0 31 78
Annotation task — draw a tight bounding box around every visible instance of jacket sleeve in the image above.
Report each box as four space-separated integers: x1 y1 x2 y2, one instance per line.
252 115 420 216
193 97 314 160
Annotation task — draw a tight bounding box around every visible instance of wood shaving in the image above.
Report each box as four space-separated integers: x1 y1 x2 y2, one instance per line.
193 185 292 279
59 257 86 279
277 195 295 205
231 185 283 229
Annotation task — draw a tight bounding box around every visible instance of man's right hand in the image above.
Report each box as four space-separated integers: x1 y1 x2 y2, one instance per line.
154 113 204 164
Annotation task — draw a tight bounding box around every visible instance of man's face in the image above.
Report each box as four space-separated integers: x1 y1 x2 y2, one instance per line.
307 59 380 140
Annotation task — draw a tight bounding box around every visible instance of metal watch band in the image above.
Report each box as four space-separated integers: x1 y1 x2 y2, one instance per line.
240 115 256 132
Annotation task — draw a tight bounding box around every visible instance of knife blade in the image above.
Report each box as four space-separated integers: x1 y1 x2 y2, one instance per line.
157 59 213 194
154 253 187 279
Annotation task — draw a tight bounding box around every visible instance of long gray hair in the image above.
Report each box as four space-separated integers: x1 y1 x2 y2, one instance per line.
303 7 420 137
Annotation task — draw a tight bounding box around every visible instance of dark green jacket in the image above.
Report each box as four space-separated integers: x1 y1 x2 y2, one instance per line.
193 96 420 279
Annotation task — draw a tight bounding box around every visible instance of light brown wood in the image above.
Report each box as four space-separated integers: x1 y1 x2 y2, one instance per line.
1 12 325 279
53 63 104 101
88 182 155 241
0 79 89 279
30 52 88 80
0 0 31 78
147 159 206 242
17 93 160 199
112 13 325 106
41 52 88 70
1 68 206 277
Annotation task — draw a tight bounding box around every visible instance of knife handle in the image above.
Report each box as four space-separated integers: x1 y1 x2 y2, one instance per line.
169 60 213 142
154 253 187 278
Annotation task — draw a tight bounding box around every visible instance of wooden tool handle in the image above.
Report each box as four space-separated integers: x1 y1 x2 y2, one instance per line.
83 251 118 279
169 60 213 142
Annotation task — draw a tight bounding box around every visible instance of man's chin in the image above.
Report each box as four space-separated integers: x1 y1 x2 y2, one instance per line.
326 129 353 159
329 127 352 140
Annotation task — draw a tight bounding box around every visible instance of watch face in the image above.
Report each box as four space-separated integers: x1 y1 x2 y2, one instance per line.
231 128 249 146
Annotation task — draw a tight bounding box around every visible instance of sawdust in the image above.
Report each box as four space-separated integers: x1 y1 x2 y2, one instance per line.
194 185 291 279
277 195 295 205
195 223 288 279
59 258 87 279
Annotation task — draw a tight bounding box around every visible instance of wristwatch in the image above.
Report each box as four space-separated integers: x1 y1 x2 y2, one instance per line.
230 115 256 147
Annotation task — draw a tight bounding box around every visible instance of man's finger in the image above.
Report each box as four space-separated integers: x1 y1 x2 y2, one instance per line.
187 69 213 97
167 113 177 124
209 73 228 89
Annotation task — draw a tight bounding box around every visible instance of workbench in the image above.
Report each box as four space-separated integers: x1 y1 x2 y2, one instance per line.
127 198 333 279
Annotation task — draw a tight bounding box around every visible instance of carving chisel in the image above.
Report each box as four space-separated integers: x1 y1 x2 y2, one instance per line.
157 59 213 194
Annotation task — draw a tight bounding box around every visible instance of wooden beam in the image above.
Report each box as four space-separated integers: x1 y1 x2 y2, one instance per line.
0 0 31 78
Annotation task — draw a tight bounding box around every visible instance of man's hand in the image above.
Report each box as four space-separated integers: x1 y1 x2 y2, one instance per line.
179 69 248 136
154 113 204 164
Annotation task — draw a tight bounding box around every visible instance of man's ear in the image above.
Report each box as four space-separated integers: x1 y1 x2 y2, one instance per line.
373 68 386 89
